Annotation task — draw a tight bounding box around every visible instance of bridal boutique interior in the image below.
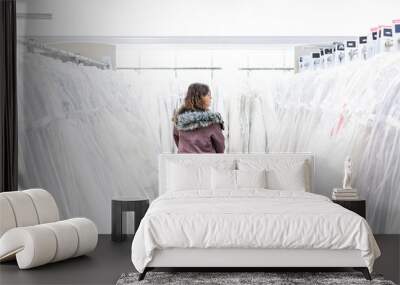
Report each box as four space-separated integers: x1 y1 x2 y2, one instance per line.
1 0 400 284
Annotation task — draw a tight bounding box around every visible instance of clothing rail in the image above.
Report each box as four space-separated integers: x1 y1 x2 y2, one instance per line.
238 67 294 71
18 38 111 70
116 67 222 70
117 67 293 71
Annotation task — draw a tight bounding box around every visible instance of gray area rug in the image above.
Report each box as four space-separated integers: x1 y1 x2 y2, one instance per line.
116 272 396 285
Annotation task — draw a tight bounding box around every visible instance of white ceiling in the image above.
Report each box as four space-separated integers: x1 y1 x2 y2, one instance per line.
17 0 400 38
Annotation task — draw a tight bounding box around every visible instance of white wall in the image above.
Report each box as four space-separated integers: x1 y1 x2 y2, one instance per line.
17 0 400 37
116 44 294 69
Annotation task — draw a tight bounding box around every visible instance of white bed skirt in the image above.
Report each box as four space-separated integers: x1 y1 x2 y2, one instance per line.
148 248 366 268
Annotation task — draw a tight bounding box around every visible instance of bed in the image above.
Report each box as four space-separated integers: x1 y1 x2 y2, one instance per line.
131 153 380 280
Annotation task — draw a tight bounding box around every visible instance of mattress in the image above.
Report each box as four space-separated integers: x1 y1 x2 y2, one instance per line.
131 189 380 273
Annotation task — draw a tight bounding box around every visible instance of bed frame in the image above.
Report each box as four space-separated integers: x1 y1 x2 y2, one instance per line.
139 153 371 280
141 248 370 280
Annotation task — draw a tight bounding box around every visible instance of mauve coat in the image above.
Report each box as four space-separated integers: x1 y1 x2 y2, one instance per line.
173 110 225 153
173 123 225 153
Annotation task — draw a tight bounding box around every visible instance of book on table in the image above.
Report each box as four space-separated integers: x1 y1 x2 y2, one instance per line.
332 194 360 200
332 188 359 200
333 188 358 193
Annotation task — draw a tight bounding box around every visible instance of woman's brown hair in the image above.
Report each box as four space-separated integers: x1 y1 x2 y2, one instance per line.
172 83 210 122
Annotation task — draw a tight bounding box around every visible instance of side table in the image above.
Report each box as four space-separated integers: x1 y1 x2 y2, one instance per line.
332 199 366 218
111 197 149 242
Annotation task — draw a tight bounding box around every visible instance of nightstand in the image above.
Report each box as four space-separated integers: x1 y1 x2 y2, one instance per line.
332 199 366 218
111 197 149 242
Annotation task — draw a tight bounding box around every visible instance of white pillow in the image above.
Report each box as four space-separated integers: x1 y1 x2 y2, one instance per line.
236 169 268 189
267 168 305 191
167 162 211 191
237 159 311 191
211 168 237 190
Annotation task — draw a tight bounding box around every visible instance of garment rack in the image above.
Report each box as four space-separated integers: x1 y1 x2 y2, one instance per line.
18 38 111 70
116 67 222 70
238 67 294 71
117 67 293 71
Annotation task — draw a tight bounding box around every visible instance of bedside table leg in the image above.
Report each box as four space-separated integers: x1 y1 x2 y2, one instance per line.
134 202 149 235
112 201 123 242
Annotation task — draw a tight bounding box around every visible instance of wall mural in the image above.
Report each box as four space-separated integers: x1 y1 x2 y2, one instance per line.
17 42 400 234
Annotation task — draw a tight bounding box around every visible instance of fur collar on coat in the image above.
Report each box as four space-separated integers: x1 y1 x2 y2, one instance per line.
175 110 224 131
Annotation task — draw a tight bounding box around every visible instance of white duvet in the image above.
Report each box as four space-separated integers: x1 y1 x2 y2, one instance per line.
131 190 380 273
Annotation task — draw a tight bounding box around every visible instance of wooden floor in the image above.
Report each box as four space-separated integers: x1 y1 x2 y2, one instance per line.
0 235 399 285
0 235 133 285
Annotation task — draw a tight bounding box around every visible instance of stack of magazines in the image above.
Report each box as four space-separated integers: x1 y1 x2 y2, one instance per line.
332 188 359 200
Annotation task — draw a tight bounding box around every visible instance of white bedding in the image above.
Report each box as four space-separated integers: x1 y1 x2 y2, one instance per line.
131 190 380 273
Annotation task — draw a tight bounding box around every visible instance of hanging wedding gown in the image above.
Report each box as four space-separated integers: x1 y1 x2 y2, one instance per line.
263 53 400 233
18 51 160 233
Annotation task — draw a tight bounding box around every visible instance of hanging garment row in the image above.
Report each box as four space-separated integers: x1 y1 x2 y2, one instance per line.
16 41 400 235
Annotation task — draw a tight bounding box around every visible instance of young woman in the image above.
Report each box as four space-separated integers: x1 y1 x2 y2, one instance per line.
172 83 225 153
